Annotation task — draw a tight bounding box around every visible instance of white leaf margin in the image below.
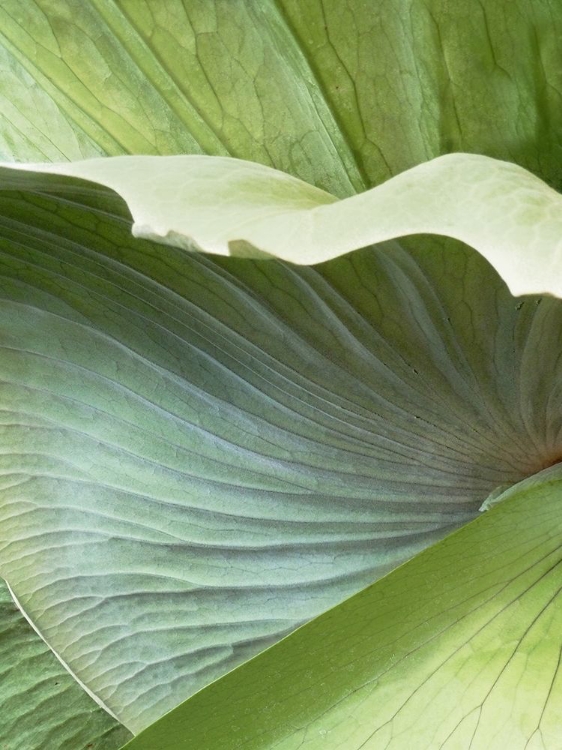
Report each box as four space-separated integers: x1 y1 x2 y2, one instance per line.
2 152 562 297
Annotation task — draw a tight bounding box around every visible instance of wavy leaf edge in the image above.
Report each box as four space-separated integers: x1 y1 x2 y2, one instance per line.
2 152 562 298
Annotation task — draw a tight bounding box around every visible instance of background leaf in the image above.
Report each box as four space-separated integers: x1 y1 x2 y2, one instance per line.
2 0 562 191
275 0 562 189
0 0 361 195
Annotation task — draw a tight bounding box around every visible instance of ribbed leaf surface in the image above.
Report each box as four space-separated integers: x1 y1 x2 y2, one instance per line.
1 181 561 731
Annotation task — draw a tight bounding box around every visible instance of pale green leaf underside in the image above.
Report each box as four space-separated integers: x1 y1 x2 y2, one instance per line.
0 577 131 749
1 179 562 734
126 463 562 750
2 152 562 298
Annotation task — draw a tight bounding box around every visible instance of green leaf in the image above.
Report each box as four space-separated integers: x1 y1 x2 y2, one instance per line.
0 0 361 196
3 150 562 297
0 577 131 749
2 1 562 191
124 462 562 750
2 1 562 747
1 175 562 734
274 0 562 189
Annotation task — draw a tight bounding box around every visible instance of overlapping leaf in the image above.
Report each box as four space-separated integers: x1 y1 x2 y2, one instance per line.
1 178 562 733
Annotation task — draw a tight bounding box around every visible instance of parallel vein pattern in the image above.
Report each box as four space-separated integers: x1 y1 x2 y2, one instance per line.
0 184 562 731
